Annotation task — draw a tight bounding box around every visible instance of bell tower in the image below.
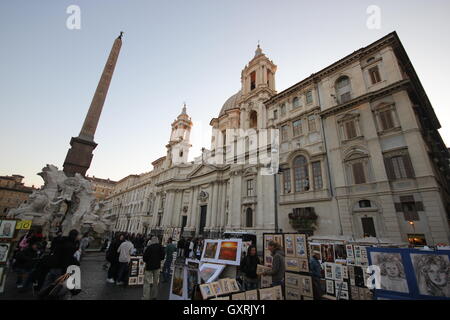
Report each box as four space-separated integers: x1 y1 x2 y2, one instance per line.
166 104 192 165
241 44 277 96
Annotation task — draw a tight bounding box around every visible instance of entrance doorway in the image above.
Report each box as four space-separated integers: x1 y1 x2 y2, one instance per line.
199 205 207 235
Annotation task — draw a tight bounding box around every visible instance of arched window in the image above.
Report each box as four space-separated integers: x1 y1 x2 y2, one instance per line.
336 76 351 103
293 155 309 192
250 110 258 129
245 208 253 227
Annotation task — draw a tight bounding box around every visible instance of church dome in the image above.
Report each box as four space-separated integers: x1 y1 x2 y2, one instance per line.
218 90 242 117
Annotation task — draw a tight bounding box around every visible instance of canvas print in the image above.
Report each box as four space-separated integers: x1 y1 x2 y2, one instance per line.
171 264 184 296
299 258 309 273
370 252 409 293
0 220 16 239
199 263 225 283
199 283 214 300
284 234 295 257
231 292 246 300
300 275 313 298
326 279 335 295
285 272 301 289
285 286 301 300
411 253 450 298
0 242 11 263
285 257 301 272
245 289 258 300
201 240 219 261
321 244 335 263
216 239 242 266
295 234 307 258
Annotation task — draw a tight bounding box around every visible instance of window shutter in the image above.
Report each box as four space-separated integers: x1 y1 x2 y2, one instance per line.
352 162 366 184
402 154 415 178
345 121 357 139
384 157 395 180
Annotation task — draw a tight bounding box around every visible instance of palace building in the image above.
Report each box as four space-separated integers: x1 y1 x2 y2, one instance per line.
104 32 450 249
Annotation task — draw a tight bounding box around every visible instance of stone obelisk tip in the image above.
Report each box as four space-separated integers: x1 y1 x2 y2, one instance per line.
118 31 124 39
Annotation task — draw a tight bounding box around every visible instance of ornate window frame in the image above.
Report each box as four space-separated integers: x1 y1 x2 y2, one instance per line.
337 111 363 143
372 102 401 135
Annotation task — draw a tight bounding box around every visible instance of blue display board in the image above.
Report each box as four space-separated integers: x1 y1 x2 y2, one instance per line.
366 247 450 300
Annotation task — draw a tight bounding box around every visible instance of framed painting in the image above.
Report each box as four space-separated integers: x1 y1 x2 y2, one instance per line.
0 220 17 239
264 250 273 267
0 242 11 263
201 240 219 263
326 279 335 295
210 281 223 296
285 272 301 289
324 263 334 280
300 275 313 298
339 290 349 300
346 244 354 259
260 275 272 288
333 263 344 281
298 258 309 273
219 278 231 294
186 259 201 299
295 234 308 259
334 281 348 292
334 244 347 260
259 287 275 300
264 234 273 250
273 234 283 247
285 286 301 300
245 289 258 300
369 251 409 294
199 283 215 300
170 264 185 299
350 285 359 300
231 292 246 300
215 239 242 266
272 285 283 300
285 257 301 272
284 234 295 257
199 263 225 283
228 278 241 293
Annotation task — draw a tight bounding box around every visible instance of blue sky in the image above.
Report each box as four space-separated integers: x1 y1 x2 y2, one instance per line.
1 0 450 187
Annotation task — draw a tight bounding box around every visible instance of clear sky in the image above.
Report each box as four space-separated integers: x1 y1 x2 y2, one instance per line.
1 0 449 187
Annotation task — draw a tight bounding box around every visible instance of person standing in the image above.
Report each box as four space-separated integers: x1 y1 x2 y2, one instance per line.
240 245 260 290
142 236 165 300
116 235 135 285
177 237 185 258
106 234 124 283
14 241 39 290
262 241 285 287
162 238 176 283
309 251 323 300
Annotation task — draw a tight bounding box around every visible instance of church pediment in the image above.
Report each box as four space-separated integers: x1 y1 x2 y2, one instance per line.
188 164 222 178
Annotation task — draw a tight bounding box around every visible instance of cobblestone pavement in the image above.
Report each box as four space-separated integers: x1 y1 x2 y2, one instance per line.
0 252 171 300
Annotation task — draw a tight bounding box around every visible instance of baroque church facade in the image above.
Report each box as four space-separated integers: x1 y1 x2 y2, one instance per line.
105 32 450 249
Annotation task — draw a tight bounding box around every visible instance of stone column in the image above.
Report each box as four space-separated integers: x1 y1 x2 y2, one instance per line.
229 172 242 228
162 191 175 227
188 187 199 229
205 184 216 229
211 183 220 231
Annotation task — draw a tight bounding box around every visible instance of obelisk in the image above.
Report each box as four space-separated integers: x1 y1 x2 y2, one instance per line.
63 32 123 177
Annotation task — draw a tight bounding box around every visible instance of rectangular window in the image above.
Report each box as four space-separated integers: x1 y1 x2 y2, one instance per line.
369 66 382 84
246 179 254 196
250 71 256 90
281 125 289 141
306 91 313 104
352 162 366 184
361 217 377 237
344 120 357 139
280 104 286 117
391 156 408 179
273 109 278 120
379 110 395 130
384 153 415 180
308 116 316 132
312 161 323 190
292 120 302 136
283 169 291 193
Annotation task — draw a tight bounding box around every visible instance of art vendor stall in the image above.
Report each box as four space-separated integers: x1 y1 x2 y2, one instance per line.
0 218 29 293
127 255 145 286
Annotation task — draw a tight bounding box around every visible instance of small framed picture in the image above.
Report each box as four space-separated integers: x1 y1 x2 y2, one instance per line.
264 235 273 250
333 263 344 281
272 285 283 300
342 265 348 279
324 263 334 279
137 275 144 285
264 250 273 267
339 290 349 300
0 242 11 263
259 287 275 300
350 285 359 300
326 279 335 295
200 283 215 300
300 275 313 298
284 234 295 257
0 220 17 239
285 257 301 272
285 286 301 300
245 289 258 300
228 278 240 293
334 281 348 292
298 258 309 273
128 277 137 285
219 278 231 294
231 292 246 300
260 275 272 288
210 281 223 296
295 234 308 258
273 235 283 247
285 272 301 289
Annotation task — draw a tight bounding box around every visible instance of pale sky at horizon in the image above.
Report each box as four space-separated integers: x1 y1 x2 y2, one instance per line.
1 0 450 188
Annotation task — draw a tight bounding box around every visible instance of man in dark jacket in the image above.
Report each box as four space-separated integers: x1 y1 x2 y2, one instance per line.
310 251 323 299
14 242 39 289
240 245 260 290
106 233 124 283
262 240 285 287
177 237 185 258
142 236 164 300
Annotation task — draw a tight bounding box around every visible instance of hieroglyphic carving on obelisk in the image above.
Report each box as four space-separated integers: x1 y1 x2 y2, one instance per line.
63 32 123 177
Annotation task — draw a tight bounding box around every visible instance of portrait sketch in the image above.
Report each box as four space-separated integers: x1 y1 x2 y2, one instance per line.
0 220 16 239
411 253 450 298
0 243 11 263
370 252 409 293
